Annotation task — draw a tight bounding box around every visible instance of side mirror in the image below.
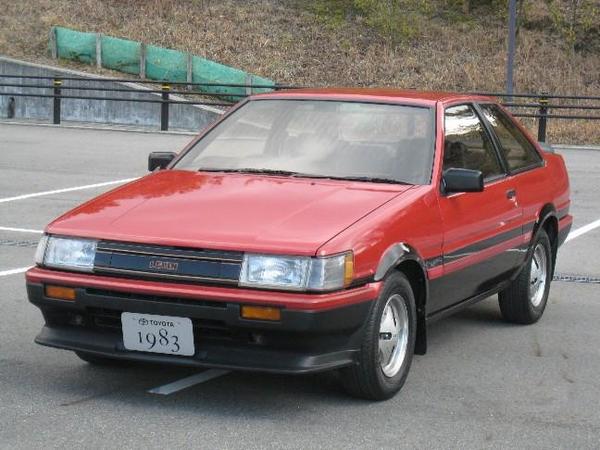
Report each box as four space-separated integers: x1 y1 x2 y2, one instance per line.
443 168 484 194
148 152 177 171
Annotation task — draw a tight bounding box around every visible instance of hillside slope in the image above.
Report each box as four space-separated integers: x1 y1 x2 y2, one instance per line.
0 0 598 143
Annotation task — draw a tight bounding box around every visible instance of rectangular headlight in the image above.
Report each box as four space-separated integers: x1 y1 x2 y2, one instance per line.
40 236 97 272
240 252 353 291
240 254 311 290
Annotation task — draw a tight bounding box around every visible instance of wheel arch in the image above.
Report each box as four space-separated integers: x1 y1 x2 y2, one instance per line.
533 204 559 274
374 243 428 355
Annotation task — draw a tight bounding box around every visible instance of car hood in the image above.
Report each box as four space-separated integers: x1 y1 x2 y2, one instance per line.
47 170 412 255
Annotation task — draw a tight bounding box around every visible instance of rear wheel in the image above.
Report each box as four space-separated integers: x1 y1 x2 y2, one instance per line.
340 272 416 400
499 229 553 324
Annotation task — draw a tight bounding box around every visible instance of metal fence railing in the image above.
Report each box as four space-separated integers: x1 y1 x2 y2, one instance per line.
471 91 600 142
1 74 599 140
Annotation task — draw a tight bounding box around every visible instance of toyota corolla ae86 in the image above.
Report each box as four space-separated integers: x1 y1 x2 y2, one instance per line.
27 89 571 400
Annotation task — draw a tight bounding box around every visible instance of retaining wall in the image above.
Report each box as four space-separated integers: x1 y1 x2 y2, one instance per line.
0 56 223 131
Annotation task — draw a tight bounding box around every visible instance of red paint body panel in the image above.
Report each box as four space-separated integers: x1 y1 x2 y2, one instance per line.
438 176 522 257
516 153 571 226
47 170 410 256
318 186 443 281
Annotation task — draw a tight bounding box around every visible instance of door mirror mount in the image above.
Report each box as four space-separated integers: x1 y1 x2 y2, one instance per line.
148 152 177 171
443 168 484 194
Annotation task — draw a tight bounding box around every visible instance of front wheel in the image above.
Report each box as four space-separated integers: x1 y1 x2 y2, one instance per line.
499 229 553 324
340 272 416 400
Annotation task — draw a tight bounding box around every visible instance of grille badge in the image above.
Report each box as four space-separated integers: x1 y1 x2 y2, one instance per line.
149 260 179 272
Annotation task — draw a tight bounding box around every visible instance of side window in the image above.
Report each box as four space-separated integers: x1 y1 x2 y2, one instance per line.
479 104 542 171
444 105 503 180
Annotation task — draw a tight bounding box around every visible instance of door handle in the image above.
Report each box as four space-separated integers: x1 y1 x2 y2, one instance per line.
506 189 517 200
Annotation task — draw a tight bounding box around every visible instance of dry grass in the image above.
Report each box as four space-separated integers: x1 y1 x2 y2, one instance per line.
0 0 598 143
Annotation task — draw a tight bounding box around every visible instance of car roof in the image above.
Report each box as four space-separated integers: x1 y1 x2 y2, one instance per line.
251 88 495 106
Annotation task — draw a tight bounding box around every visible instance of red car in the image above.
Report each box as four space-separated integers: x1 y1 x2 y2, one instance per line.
27 89 571 400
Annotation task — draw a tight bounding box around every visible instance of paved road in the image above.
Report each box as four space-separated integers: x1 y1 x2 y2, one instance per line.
1 123 599 449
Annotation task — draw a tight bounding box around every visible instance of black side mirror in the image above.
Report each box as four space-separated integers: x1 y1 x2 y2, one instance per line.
148 152 177 171
443 168 484 193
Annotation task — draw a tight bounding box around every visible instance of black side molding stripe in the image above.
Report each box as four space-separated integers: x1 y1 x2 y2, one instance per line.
523 221 535 234
424 256 443 269
424 221 535 269
444 225 523 263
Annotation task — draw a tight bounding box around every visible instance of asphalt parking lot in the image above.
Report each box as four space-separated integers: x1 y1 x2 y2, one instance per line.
1 122 599 449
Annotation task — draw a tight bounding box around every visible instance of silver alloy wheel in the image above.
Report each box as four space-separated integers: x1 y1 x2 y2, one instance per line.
529 243 548 307
378 294 409 378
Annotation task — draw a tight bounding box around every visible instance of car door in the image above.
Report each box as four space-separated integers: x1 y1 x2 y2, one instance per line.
477 103 546 263
430 104 524 314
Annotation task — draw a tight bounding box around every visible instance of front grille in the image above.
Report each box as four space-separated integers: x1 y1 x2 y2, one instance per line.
93 240 243 285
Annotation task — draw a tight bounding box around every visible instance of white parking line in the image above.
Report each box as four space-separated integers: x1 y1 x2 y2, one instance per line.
0 266 31 277
0 226 43 234
0 178 137 204
565 218 600 243
148 369 230 395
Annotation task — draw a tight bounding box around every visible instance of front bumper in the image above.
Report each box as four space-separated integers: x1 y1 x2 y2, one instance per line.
27 272 379 374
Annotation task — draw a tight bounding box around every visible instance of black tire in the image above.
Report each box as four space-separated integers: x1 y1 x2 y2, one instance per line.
340 272 417 400
499 229 553 324
75 351 127 366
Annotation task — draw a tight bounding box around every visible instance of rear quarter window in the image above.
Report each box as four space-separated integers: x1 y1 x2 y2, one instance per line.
479 104 542 172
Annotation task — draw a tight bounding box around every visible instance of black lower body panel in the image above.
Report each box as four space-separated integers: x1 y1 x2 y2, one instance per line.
427 245 527 315
28 283 374 374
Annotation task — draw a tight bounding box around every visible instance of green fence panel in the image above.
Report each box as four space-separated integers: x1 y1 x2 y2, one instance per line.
52 26 276 101
192 56 275 100
145 45 187 82
55 26 96 64
252 75 276 93
101 36 140 75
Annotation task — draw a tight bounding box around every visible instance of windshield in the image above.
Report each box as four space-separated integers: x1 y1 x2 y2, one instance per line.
175 99 435 184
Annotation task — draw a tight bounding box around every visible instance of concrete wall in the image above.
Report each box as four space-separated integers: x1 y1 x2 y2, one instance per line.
0 56 224 131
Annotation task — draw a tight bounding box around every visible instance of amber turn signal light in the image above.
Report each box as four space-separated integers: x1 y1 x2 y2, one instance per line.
241 305 281 321
45 285 76 301
344 252 354 287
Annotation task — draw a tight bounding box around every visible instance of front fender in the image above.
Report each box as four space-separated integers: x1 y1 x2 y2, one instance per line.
374 242 426 281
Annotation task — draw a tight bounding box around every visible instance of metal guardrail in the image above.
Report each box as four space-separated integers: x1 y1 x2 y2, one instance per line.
0 74 598 139
472 92 600 142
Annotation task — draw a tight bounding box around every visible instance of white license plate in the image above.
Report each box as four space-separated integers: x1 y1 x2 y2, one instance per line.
121 312 195 356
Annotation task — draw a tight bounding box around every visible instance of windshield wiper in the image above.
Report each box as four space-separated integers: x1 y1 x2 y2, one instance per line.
341 176 412 184
198 168 302 176
294 174 412 185
197 168 412 185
